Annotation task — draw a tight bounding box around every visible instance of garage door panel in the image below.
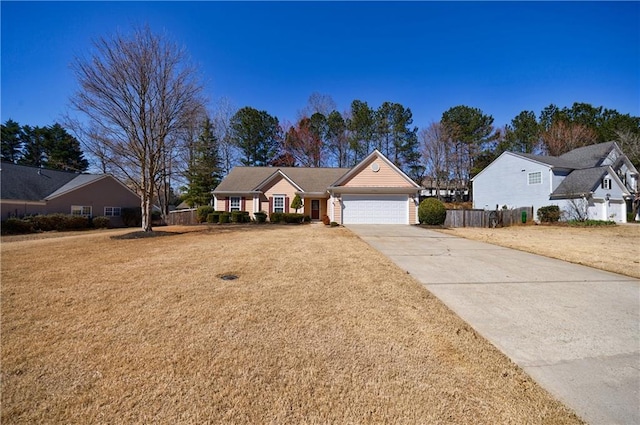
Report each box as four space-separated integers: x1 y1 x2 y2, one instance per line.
342 195 408 224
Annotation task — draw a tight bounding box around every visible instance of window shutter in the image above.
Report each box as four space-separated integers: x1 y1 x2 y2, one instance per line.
285 197 290 213
224 197 229 212
241 197 246 211
269 197 273 212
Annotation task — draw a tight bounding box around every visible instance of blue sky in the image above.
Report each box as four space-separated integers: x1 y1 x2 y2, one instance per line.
2 1 639 130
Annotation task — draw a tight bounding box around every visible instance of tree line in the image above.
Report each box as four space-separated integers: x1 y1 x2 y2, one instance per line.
1 120 88 172
2 26 638 231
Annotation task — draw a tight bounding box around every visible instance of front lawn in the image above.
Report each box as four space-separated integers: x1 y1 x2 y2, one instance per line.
1 225 582 424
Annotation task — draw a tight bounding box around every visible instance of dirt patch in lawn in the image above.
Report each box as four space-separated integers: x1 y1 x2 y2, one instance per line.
437 224 640 279
2 225 583 424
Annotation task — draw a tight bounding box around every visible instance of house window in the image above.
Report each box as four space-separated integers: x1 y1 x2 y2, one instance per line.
71 205 92 216
104 207 121 216
528 171 542 185
602 178 612 190
273 195 285 213
229 197 241 212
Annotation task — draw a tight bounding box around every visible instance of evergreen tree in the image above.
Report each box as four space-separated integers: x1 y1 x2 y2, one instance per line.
19 125 48 168
43 123 89 171
1 119 23 162
184 118 223 207
230 107 280 166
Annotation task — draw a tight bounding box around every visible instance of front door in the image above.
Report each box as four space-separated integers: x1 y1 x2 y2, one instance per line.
311 199 320 220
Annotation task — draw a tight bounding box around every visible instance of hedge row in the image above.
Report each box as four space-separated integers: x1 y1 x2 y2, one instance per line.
1 214 112 235
206 211 251 224
537 205 561 223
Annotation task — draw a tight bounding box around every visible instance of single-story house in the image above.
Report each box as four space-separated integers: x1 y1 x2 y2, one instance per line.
472 142 639 223
1 162 141 226
213 150 422 224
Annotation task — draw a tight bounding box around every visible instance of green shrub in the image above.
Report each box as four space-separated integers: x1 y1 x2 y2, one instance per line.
219 212 230 224
282 213 304 224
254 211 267 223
330 221 339 227
418 198 447 225
92 216 111 228
303 215 311 223
196 206 216 223
270 212 283 223
537 205 561 223
290 194 303 213
230 211 250 223
122 207 142 227
66 215 90 230
206 212 220 223
1 218 34 235
28 214 67 231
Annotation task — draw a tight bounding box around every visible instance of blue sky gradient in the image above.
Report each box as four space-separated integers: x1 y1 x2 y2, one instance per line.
2 1 639 130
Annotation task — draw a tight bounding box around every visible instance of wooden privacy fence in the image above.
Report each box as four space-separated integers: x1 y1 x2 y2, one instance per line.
167 208 198 226
444 207 533 228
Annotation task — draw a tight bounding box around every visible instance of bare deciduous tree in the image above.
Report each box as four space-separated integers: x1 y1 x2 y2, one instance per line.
69 26 205 231
420 122 449 200
212 97 239 175
541 121 597 156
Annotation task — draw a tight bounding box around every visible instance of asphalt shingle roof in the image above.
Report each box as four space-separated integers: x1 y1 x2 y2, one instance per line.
1 162 83 201
511 152 580 169
551 166 609 198
214 167 351 193
558 141 617 168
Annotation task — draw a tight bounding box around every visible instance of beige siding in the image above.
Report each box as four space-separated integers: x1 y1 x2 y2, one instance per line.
409 197 418 224
343 157 414 188
331 197 342 224
262 176 298 213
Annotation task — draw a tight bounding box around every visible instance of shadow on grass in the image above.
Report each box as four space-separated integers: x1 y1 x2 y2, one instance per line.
110 230 186 240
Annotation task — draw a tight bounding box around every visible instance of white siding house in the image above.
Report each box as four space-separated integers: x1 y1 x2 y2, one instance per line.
472 142 638 223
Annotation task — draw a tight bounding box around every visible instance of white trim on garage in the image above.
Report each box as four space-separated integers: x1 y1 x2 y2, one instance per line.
342 194 409 224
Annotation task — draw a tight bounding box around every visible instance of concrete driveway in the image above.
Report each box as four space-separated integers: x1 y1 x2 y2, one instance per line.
348 225 639 425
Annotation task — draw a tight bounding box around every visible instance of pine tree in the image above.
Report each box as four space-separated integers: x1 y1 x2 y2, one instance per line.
184 118 222 207
1 119 23 162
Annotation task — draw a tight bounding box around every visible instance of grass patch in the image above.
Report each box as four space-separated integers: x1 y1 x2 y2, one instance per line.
567 219 616 227
1 225 583 424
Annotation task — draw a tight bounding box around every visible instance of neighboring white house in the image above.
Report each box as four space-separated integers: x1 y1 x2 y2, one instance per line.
472 142 639 223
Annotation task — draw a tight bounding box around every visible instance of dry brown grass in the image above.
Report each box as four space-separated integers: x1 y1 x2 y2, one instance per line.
2 224 583 424
437 224 640 279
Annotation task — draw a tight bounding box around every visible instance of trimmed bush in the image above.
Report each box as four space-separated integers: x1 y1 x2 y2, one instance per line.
196 206 216 223
206 212 220 223
241 211 250 223
330 221 339 227
321 214 330 225
66 215 90 229
28 213 67 231
218 212 230 224
537 205 561 223
282 213 304 224
254 211 267 223
270 212 283 223
92 216 111 228
1 218 34 235
418 198 447 225
303 215 311 223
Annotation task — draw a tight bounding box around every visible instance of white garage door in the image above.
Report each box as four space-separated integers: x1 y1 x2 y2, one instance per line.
342 194 408 224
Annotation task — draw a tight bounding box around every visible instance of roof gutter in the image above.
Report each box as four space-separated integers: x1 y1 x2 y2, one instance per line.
328 186 421 195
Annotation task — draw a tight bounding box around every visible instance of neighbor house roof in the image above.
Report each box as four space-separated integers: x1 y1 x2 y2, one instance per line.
558 141 618 168
550 166 610 199
510 152 580 169
213 167 350 194
45 174 105 200
0 162 82 201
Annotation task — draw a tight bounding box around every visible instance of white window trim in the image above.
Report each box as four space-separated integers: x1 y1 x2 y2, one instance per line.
229 197 241 212
602 178 612 190
273 195 285 213
71 205 92 216
528 171 542 185
104 206 121 216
